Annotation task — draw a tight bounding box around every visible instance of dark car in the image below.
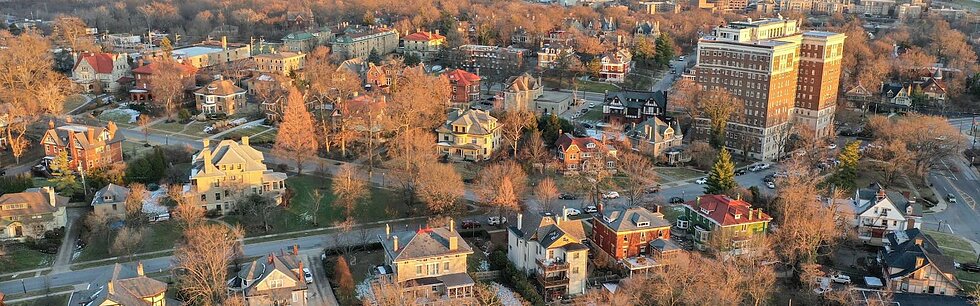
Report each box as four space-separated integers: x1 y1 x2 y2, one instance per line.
559 193 579 200
645 185 661 193
669 197 684 204
735 169 747 176
460 219 481 229
961 263 980 273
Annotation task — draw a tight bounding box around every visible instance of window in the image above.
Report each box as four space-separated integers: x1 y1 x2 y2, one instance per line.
201 194 207 201
444 262 450 271
416 265 423 275
215 193 221 201
111 204 117 211
269 279 283 288
573 267 579 274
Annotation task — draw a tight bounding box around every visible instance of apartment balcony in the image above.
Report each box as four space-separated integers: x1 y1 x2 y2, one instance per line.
536 258 569 272
537 274 570 288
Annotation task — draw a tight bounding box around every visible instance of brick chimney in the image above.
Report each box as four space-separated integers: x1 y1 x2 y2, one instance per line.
268 253 274 264
517 213 523 230
241 136 250 146
107 281 114 295
42 187 56 207
221 36 228 50
449 219 455 232
293 244 299 255
393 235 399 252
297 261 305 283
137 262 145 276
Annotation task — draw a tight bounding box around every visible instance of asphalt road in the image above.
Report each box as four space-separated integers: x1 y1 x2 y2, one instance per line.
922 155 980 244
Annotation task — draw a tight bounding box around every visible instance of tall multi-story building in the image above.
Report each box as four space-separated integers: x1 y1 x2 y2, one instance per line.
184 138 288 215
693 18 845 160
794 31 845 140
330 27 400 60
253 51 306 76
453 45 527 76
508 212 589 301
401 30 445 62
148 37 252 69
41 119 124 171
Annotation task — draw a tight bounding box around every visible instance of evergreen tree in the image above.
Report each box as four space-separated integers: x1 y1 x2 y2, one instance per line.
367 48 382 65
537 114 573 147
49 150 79 195
705 148 737 194
403 53 421 66
829 141 861 190
160 36 173 57
654 33 676 68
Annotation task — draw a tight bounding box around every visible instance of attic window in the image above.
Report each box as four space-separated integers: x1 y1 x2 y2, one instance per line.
637 221 650 227
700 208 711 214
586 143 596 149
734 213 742 219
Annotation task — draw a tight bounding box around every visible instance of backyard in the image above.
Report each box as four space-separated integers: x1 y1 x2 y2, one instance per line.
75 220 184 263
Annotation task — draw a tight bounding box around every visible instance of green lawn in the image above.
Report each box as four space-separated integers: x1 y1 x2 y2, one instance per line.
925 230 976 252
220 125 272 141
151 120 211 137
542 76 622 93
225 175 410 236
63 94 89 113
97 108 139 125
7 293 70 306
579 108 604 121
250 128 278 144
0 244 55 274
75 221 183 263
655 167 704 182
661 205 685 224
950 0 980 10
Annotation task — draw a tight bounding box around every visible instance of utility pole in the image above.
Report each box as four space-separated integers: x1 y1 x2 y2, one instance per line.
77 165 87 196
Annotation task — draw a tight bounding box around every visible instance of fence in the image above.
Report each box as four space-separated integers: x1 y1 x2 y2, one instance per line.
472 270 502 281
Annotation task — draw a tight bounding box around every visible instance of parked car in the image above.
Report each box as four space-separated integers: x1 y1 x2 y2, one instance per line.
759 163 771 170
766 181 776 189
584 205 598 213
565 208 582 216
645 185 661 193
303 268 313 284
589 103 596 108
678 56 686 61
830 274 851 284
947 194 957 204
961 263 980 273
695 177 707 184
813 287 832 295
735 169 747 176
559 193 579 200
827 143 838 150
460 219 481 229
488 216 508 226
603 191 620 199
669 197 685 204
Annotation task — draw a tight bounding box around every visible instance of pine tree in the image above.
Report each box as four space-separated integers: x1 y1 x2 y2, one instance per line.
273 87 318 174
367 48 382 65
160 36 173 57
705 148 737 195
49 150 79 195
830 141 861 190
654 33 675 68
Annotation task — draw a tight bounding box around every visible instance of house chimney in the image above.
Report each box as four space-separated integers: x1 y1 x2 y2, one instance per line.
560 206 567 225
43 187 56 207
137 262 145 276
393 235 399 252
449 219 455 232
914 236 924 246
449 235 458 251
201 146 214 172
517 213 523 230
65 116 72 124
107 281 114 295
48 120 55 129
241 136 250 146
268 253 274 263
87 127 96 143
385 223 391 239
297 261 306 284
293 244 299 255
221 36 228 50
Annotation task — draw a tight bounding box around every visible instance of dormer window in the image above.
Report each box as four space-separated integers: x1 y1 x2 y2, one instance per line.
637 221 650 227
700 208 710 214
104 196 112 201
734 213 741 219
586 143 596 149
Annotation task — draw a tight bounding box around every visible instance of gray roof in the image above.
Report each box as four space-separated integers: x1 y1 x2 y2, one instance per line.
508 212 586 249
629 116 680 143
883 229 960 288
436 109 497 136
650 238 681 252
605 90 667 112
438 272 475 289
598 206 671 233
381 227 474 262
855 183 920 216
92 183 130 206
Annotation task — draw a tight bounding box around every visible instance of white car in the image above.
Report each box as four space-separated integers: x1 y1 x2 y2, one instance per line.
827 143 838 150
303 268 313 284
830 274 851 284
759 163 771 170
603 191 620 199
488 216 508 226
766 181 776 189
584 205 598 213
813 287 832 295
565 208 582 216
589 103 596 108
695 178 708 184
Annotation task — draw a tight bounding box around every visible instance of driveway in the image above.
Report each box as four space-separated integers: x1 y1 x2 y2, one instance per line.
51 206 87 273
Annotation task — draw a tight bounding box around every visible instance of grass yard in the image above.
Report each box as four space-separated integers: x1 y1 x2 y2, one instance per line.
925 230 976 252
542 76 622 93
151 120 211 137
0 244 55 274
75 221 183 263
226 175 410 236
655 167 704 182
948 0 980 10
63 95 89 113
97 108 139 126
122 140 155 158
579 108 604 122
250 128 278 144
7 293 70 306
220 125 271 141
661 205 685 223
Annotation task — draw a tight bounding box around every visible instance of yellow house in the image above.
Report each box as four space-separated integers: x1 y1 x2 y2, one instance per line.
377 222 476 304
253 51 306 76
402 31 446 61
0 187 68 241
185 137 288 215
81 262 168 306
436 109 501 161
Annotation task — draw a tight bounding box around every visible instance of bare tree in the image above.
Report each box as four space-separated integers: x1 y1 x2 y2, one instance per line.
309 189 326 227
416 162 465 215
522 130 551 174
536 177 559 214
333 164 367 222
618 152 657 207
137 114 151 145
696 88 743 148
124 183 148 227
169 185 204 228
474 160 528 215
174 223 244 305
151 59 191 121
85 209 112 246
499 110 536 156
51 16 97 52
770 159 847 267
110 226 145 259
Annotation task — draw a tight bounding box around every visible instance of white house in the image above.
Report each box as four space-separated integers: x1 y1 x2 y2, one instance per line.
507 212 589 301
852 183 921 246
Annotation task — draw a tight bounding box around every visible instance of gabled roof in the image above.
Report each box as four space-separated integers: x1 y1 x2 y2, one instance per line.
0 187 67 218
597 206 671 233
381 227 474 262
505 73 540 92
42 121 123 150
78 263 167 306
509 212 587 249
629 116 680 143
436 109 498 136
254 51 305 60
684 194 772 227
604 90 667 111
403 31 446 42
75 52 121 74
883 229 960 289
92 183 130 205
845 84 873 97
192 139 268 177
445 69 480 86
195 79 246 96
242 252 308 297
555 133 611 154
854 183 918 217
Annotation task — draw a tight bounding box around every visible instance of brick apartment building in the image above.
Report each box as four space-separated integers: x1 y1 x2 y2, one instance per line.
693 17 844 160
41 119 124 171
453 45 528 76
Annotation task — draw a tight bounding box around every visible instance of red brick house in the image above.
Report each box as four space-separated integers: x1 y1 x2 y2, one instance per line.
129 61 198 102
445 69 481 106
554 133 617 175
592 206 672 259
41 119 124 171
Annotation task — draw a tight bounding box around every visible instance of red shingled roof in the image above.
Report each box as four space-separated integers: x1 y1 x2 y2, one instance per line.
75 53 117 74
686 194 772 227
445 69 480 86
555 133 608 154
402 31 446 41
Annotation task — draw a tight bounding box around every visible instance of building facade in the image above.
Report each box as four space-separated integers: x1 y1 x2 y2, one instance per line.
194 78 247 116
0 187 68 241
627 116 684 161
71 52 131 93
554 133 617 175
236 248 309 306
454 45 528 76
679 195 772 256
74 263 169 306
852 183 922 246
377 224 476 304
402 31 446 62
436 109 501 161
500 73 544 111
129 61 198 102
151 37 252 68
282 27 333 53
184 138 288 215
599 49 632 83
253 51 306 76
445 69 481 106
508 212 589 301
41 120 124 171
331 27 400 60
602 90 667 125
794 31 845 140
91 183 130 220
882 229 960 296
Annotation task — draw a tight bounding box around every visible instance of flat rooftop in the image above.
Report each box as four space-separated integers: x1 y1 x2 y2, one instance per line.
173 46 224 57
804 31 843 37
